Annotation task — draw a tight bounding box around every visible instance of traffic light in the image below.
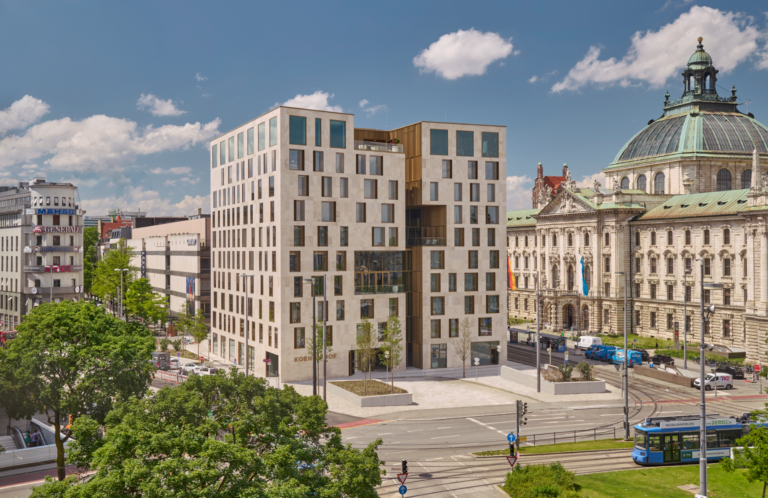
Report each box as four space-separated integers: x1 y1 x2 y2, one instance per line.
401 459 408 474
516 400 528 426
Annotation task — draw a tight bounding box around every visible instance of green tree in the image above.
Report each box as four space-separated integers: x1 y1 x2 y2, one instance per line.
90 239 135 314
82 227 99 294
30 370 384 497
190 308 209 359
355 317 377 396
174 301 194 344
722 413 768 497
0 301 154 481
454 317 473 379
379 315 404 393
124 278 168 325
306 319 334 387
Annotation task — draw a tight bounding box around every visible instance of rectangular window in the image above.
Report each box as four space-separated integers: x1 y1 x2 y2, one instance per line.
455 205 463 224
430 182 438 201
442 160 452 178
431 343 447 368
321 202 336 222
454 228 465 246
330 120 346 148
456 130 474 156
336 251 347 271
364 179 378 199
294 200 305 221
237 132 244 158
704 258 711 276
465 273 478 291
481 132 499 157
724 288 731 305
336 300 345 320
290 303 301 323
289 251 301 272
322 176 332 197
486 272 496 291
318 226 328 246
490 250 500 268
470 183 480 202
289 116 306 145
431 319 441 338
336 152 344 173
431 251 445 269
313 251 328 271
468 160 478 179
356 154 366 174
289 149 304 170
268 117 277 147
488 228 496 246
370 156 383 175
294 327 305 348
258 122 265 151
431 273 441 292
340 227 349 246
465 296 475 314
340 178 349 198
389 180 398 200
373 227 385 246
724 258 731 277
294 226 305 246
381 204 394 223
315 118 322 147
487 296 500 313
605 256 611 273
449 273 457 292
356 203 366 222
449 319 459 337
361 299 374 319
472 228 480 247
228 136 235 162
485 161 499 180
389 227 398 246
431 297 445 315
269 177 274 197
468 250 478 269
454 183 462 201
219 140 226 165
334 275 343 296
298 175 308 196
479 317 492 335
430 129 448 155
487 184 496 202
211 144 218 168
313 151 324 172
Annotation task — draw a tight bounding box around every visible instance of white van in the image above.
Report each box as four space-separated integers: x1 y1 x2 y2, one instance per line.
694 372 734 391
576 336 603 350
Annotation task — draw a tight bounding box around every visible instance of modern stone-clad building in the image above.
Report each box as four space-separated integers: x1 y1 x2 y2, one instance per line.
506 39 768 363
209 106 507 382
0 177 85 331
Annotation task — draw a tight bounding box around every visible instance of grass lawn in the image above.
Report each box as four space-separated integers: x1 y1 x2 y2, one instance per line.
599 334 680 350
330 380 407 396
474 439 634 456
576 464 763 498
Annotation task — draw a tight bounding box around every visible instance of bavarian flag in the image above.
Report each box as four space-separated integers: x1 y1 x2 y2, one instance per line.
508 256 516 290
577 254 589 296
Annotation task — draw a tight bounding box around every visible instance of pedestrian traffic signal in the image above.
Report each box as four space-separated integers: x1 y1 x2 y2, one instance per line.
401 459 408 474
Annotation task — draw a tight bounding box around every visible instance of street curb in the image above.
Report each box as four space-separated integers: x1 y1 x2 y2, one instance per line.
493 484 510 496
474 447 632 459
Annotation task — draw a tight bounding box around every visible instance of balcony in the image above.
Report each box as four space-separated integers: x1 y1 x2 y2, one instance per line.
406 226 446 247
24 265 83 273
355 284 406 295
353 140 403 153
25 286 82 296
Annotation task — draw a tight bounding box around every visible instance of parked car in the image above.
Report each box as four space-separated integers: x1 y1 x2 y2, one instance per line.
576 336 603 350
149 352 171 371
169 358 180 370
633 349 650 362
181 362 200 375
196 367 220 376
651 354 675 366
694 372 733 391
716 365 745 379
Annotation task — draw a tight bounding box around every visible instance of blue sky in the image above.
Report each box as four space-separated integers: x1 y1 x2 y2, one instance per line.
1 1 767 215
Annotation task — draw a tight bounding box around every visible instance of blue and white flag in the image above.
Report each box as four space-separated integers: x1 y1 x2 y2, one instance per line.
577 255 589 296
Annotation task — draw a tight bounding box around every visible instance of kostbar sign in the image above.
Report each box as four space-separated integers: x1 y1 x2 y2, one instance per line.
35 208 77 215
37 246 80 253
33 226 81 233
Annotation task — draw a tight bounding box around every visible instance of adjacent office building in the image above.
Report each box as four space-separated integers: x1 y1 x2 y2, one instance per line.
0 178 85 331
209 107 506 382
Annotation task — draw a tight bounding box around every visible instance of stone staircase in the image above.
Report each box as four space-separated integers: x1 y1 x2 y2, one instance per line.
0 435 19 450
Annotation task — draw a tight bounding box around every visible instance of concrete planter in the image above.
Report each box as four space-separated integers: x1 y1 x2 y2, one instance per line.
327 382 413 407
500 366 606 395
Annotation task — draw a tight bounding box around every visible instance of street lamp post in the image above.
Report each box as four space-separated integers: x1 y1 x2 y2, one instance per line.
536 270 541 393
322 274 328 402
699 266 723 498
303 277 317 396
239 274 254 376
615 271 629 440
684 269 691 369
114 268 129 319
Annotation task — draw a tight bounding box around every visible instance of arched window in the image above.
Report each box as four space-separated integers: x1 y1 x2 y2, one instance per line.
724 228 730 245
704 74 711 90
552 265 560 288
637 174 647 192
568 265 575 290
635 231 640 246
741 169 752 189
552 234 557 246
716 169 732 191
620 177 629 189
689 75 694 91
584 266 591 289
584 233 590 246
654 172 665 194
567 233 573 247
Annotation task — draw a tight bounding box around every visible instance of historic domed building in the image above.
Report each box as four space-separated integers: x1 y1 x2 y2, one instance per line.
507 39 768 363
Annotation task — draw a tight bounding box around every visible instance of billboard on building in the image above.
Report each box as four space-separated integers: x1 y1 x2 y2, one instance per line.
186 277 195 314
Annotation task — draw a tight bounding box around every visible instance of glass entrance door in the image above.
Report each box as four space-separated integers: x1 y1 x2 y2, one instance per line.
662 434 681 463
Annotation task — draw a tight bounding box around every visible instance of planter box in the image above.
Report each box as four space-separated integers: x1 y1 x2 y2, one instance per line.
500 366 606 395
327 382 413 407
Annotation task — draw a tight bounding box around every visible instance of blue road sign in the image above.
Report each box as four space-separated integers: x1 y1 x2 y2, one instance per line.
507 433 516 443
399 484 407 495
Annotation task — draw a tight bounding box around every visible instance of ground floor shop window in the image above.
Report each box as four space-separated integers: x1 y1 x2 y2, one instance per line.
471 341 499 366
431 344 447 368
213 333 218 355
229 339 235 362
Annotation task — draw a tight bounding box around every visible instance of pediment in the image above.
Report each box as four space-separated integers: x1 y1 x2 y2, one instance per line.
539 190 593 216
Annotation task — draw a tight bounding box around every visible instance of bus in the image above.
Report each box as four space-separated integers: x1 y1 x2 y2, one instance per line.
632 414 765 466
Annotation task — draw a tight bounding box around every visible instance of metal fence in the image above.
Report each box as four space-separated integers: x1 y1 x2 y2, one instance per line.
521 427 627 447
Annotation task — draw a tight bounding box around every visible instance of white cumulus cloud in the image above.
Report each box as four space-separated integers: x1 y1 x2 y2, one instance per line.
81 186 209 217
413 28 514 80
180 176 200 185
0 95 50 135
163 179 176 187
358 99 387 116
137 93 187 116
507 175 534 211
195 73 207 82
552 6 766 92
577 172 608 189
278 91 342 112
528 70 559 84
150 166 191 175
358 99 369 107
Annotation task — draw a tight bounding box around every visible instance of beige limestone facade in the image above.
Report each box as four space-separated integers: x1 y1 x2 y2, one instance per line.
209 107 506 382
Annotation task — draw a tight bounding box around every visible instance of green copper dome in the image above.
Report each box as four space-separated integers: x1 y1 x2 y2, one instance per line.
688 37 713 69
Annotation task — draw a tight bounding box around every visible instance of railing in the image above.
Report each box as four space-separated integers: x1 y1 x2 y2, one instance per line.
539 289 578 297
353 140 403 153
355 284 406 295
406 226 446 247
24 286 81 295
10 426 25 449
23 265 83 273
517 427 627 447
200 242 210 251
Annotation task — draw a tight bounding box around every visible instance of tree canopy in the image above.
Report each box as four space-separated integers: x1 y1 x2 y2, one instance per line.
723 411 768 497
90 238 135 305
30 370 384 497
82 226 99 294
0 301 155 480
124 278 168 324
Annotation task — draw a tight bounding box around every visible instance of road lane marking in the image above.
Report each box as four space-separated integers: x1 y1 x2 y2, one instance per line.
437 426 452 429
407 429 423 432
432 435 461 439
378 433 392 435
467 417 487 426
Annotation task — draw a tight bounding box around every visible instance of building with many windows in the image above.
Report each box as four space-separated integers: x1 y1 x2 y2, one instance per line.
209 107 506 382
506 39 768 363
0 178 85 332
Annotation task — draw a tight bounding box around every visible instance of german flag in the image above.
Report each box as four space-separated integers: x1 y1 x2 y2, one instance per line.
508 256 516 290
